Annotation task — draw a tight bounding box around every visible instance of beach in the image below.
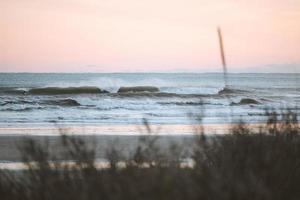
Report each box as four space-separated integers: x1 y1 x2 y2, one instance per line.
0 123 242 164
0 122 288 169
0 73 299 166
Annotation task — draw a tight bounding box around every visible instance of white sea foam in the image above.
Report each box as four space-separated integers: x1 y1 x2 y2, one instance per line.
0 73 299 131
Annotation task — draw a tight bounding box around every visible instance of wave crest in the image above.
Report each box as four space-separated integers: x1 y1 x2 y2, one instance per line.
117 86 159 93
218 87 247 95
42 99 81 106
28 87 109 95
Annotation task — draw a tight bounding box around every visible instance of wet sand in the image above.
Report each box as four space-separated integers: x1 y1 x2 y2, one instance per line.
0 134 195 162
0 124 262 163
0 124 240 136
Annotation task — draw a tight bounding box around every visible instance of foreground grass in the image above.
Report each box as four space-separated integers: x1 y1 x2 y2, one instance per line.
0 111 299 200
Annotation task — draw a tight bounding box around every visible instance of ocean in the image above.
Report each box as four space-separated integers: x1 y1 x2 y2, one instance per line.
0 73 299 135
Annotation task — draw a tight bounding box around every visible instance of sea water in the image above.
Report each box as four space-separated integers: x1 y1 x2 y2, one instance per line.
0 73 299 132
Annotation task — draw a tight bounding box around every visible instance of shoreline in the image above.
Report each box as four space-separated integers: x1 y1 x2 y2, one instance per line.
0 123 264 165
0 134 195 163
0 123 264 136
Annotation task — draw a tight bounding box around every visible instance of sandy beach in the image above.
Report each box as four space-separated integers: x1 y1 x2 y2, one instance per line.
0 134 195 163
0 124 240 136
0 123 265 164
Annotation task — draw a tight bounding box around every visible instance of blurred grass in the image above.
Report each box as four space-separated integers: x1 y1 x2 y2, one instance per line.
0 110 299 200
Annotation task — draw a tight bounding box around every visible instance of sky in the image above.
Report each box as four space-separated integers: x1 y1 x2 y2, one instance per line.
0 0 299 73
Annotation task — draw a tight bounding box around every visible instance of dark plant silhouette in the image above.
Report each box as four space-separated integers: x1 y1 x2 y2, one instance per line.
0 110 299 200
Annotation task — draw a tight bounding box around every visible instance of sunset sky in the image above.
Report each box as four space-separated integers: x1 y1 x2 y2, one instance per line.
1 0 299 72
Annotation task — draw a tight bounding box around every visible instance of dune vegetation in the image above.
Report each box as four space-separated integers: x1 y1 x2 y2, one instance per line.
0 110 299 200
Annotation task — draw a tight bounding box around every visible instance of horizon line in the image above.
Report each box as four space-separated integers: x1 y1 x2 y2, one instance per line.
0 71 299 74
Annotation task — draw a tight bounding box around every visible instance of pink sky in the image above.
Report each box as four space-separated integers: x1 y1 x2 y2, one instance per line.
0 0 299 72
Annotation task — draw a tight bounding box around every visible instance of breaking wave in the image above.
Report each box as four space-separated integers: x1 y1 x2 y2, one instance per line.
0 87 26 95
42 99 81 106
0 100 34 106
28 87 108 95
158 101 223 106
109 92 214 98
218 87 248 95
0 107 42 112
